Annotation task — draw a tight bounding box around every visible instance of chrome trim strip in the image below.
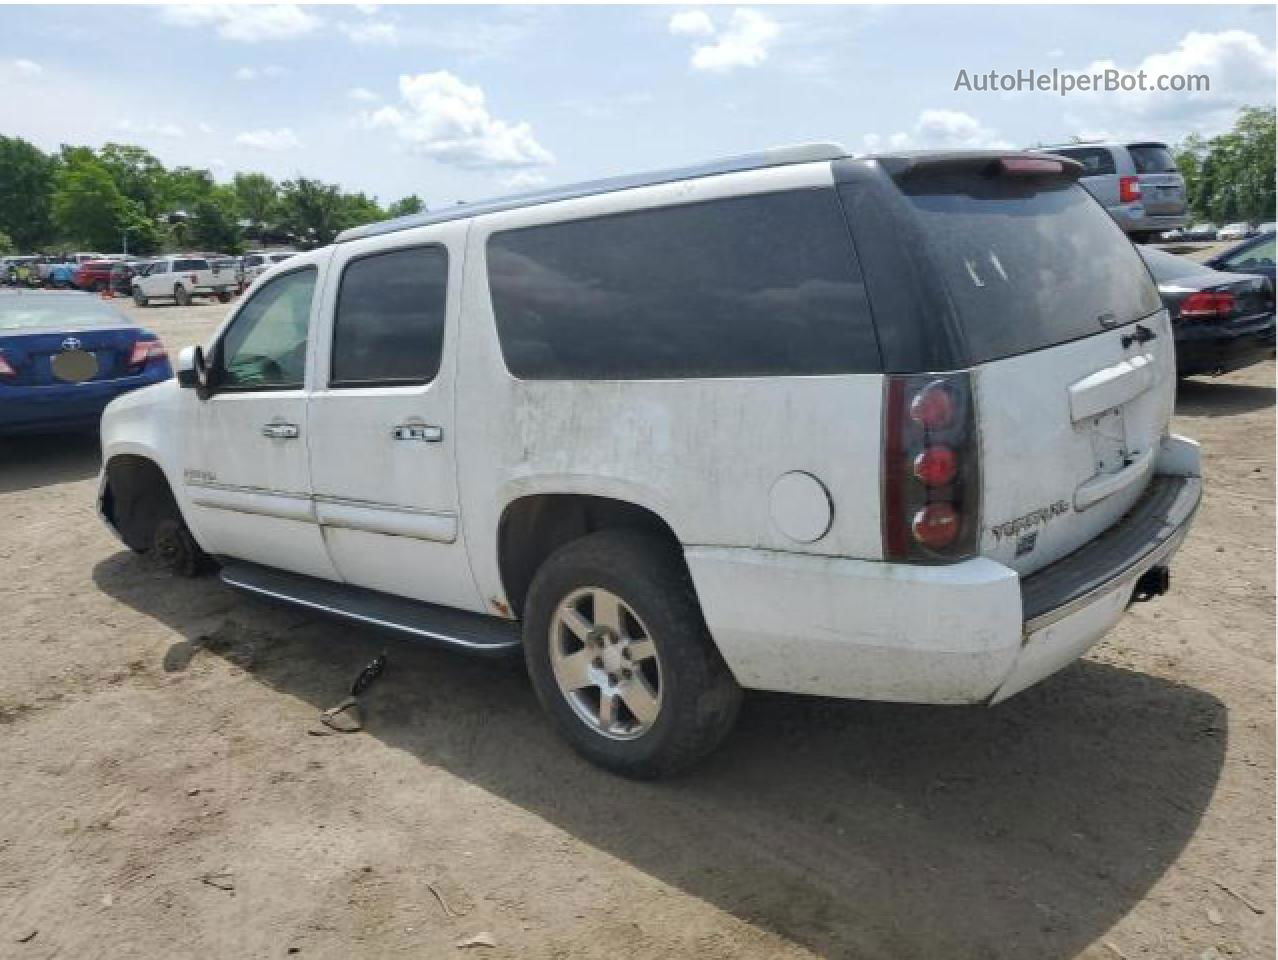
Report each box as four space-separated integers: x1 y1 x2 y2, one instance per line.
220 572 520 652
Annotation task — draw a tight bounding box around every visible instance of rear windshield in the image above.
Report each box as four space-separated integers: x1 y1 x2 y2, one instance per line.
1127 144 1178 174
0 297 126 330
1138 247 1217 283
898 176 1161 364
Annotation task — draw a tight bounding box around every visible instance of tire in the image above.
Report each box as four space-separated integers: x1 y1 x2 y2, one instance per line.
174 284 191 306
151 512 209 578
92 280 106 293
217 291 232 304
522 529 742 779
133 288 148 307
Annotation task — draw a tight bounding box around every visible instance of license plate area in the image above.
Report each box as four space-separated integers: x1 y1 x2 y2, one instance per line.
1088 408 1130 477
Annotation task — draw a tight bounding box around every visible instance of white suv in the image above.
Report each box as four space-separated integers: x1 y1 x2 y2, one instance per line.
98 144 1202 777
132 256 236 307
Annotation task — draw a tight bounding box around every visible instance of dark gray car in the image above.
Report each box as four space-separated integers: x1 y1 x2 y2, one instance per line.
1034 141 1187 241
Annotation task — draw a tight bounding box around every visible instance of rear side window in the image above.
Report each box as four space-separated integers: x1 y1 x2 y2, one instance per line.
173 259 208 271
896 177 1161 364
1127 144 1178 174
488 189 879 379
331 246 448 386
150 262 169 275
1051 147 1116 176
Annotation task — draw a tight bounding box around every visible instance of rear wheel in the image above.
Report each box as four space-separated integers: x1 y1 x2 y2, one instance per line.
217 291 232 303
174 284 191 306
523 530 741 778
133 288 148 307
92 280 106 293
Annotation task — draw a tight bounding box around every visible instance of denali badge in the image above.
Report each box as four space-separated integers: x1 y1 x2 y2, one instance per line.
990 500 1071 542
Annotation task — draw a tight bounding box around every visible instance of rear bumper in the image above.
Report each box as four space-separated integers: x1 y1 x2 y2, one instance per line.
0 369 171 435
1175 321 1276 376
1109 206 1187 234
686 436 1202 705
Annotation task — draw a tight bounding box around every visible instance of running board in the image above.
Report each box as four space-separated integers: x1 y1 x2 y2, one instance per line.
218 561 522 657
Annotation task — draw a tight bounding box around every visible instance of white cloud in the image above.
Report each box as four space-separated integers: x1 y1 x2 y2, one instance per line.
1048 48 1065 59
347 86 381 103
671 8 780 73
115 118 186 139
339 19 398 45
160 5 321 43
862 109 1011 153
354 3 379 14
11 59 43 78
668 10 714 37
234 127 302 151
197 122 216 135
234 64 288 81
363 71 554 170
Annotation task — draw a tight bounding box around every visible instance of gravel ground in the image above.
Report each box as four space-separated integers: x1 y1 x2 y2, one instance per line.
0 295 1272 960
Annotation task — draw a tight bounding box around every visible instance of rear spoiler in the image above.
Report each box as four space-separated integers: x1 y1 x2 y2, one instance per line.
871 150 1083 182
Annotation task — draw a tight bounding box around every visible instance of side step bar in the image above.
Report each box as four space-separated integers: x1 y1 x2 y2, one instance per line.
219 561 522 657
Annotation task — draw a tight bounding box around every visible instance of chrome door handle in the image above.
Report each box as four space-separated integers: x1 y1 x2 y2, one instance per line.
392 424 442 442
261 422 300 439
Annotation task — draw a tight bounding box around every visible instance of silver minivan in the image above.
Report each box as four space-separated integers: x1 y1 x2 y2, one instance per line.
1034 141 1187 241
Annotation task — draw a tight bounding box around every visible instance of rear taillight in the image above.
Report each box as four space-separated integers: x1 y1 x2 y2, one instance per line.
128 339 167 369
883 373 980 563
1179 290 1235 321
1119 175 1142 204
0 351 15 377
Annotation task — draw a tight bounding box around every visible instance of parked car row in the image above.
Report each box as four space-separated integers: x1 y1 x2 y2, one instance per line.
1162 222 1276 242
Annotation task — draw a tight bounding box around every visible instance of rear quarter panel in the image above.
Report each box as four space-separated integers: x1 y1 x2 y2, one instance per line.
454 164 885 611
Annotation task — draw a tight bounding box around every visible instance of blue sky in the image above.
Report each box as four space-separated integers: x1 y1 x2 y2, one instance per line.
1 4 1274 208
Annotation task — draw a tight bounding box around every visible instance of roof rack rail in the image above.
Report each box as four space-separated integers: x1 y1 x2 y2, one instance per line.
336 142 847 243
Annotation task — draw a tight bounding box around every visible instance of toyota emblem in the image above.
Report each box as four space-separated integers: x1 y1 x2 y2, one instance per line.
61 337 82 351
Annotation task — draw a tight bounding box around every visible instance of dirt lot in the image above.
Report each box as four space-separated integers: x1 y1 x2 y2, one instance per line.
0 297 1272 959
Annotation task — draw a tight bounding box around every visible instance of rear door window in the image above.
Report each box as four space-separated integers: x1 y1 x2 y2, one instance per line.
488 189 880 379
894 177 1161 364
330 246 449 386
1127 144 1178 174
1051 147 1116 176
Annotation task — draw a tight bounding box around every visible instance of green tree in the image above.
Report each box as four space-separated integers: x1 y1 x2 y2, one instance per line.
1175 106 1276 224
161 166 215 214
340 190 385 229
52 158 131 251
0 230 14 255
98 143 166 217
386 194 425 218
119 199 162 256
0 136 56 249
278 177 347 246
232 172 278 230
190 192 244 253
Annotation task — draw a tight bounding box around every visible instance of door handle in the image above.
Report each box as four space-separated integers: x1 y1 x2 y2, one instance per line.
392 424 443 443
261 422 300 439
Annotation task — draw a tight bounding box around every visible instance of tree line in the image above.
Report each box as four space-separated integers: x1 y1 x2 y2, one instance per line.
1173 106 1275 226
0 136 426 256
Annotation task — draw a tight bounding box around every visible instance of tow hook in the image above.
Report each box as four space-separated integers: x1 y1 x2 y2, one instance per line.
1131 565 1171 603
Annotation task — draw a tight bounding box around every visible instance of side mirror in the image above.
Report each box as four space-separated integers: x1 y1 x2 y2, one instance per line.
176 345 210 394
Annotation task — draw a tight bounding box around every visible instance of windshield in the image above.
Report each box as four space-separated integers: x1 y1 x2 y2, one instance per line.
0 296 129 330
896 176 1161 364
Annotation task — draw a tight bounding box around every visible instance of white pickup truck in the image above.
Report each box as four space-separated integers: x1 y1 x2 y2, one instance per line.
132 256 236 307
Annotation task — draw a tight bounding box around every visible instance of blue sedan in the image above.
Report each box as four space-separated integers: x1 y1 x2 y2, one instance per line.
0 291 172 435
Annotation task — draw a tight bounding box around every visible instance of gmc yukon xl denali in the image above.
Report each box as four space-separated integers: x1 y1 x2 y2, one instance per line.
97 145 1202 777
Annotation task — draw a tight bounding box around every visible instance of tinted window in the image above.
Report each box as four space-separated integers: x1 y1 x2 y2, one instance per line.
1052 147 1116 176
898 177 1161 364
1223 237 1275 270
488 190 879 379
1138 247 1217 283
218 268 316 389
173 259 209 271
331 246 448 386
1127 144 1177 173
